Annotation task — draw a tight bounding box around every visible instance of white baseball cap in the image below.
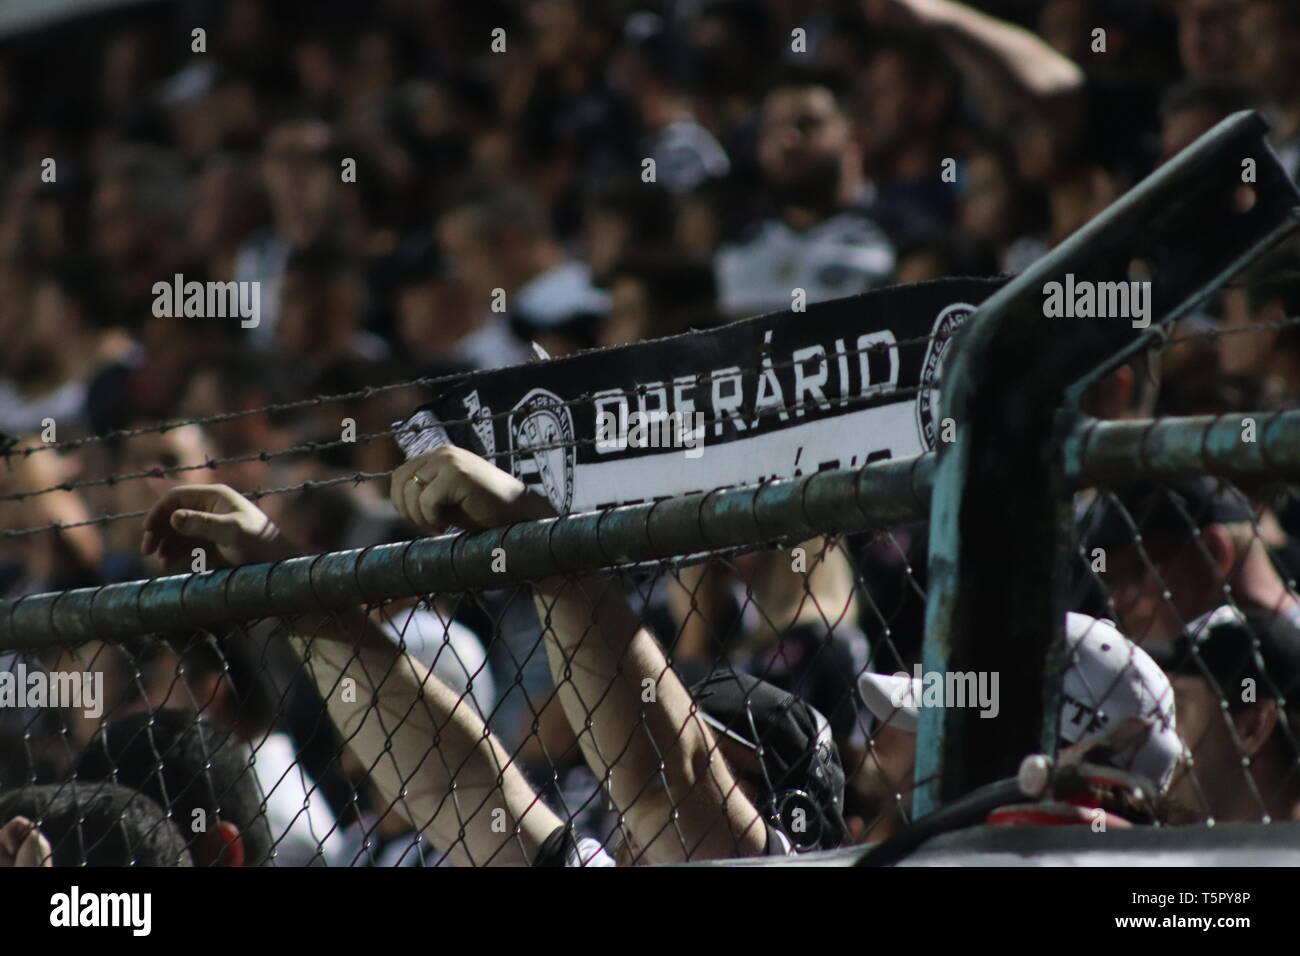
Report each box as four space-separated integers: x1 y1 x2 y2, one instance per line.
857 614 1184 790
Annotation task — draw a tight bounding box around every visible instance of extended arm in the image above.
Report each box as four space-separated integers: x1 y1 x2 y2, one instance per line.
868 0 1083 124
142 484 561 867
281 605 560 866
391 447 767 864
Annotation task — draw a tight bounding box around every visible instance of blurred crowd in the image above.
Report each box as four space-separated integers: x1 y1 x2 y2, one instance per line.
3 0 1300 865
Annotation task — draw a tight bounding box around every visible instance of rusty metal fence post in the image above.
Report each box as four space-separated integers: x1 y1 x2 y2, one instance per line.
913 111 1300 816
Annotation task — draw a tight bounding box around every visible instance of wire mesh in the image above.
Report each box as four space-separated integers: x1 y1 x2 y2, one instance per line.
0 338 943 866
4 306 1300 864
9 281 1300 869
1052 302 1300 830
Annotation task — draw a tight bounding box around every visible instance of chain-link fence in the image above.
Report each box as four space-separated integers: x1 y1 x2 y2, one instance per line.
1074 476 1300 828
4 383 1300 866
4 109 1300 868
0 358 949 867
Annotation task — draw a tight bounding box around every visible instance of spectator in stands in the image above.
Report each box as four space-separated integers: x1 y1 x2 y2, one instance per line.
178 350 302 493
235 117 353 341
597 250 720 347
1158 78 1253 164
1176 0 1244 78
1238 0 1300 181
854 34 963 232
141 479 563 866
0 260 131 438
389 239 484 372
1090 478 1300 646
91 144 192 312
113 297 241 429
0 782 192 866
1219 271 1300 401
435 184 602 366
1154 605 1300 822
0 435 103 595
141 459 849 863
75 708 274 867
714 68 895 319
613 12 730 197
187 153 268 285
84 624 350 868
856 613 1184 839
103 421 219 579
862 0 1085 224
164 628 347 867
275 241 388 370
953 137 1047 274
671 539 867 746
580 177 677 286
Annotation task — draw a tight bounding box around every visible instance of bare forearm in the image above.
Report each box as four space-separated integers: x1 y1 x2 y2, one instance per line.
926 0 1082 107
666 564 728 660
284 608 560 866
532 576 765 862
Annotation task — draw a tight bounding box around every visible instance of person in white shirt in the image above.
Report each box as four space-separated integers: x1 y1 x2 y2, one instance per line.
380 604 495 722
250 728 346 866
714 72 894 319
435 184 606 364
615 11 731 196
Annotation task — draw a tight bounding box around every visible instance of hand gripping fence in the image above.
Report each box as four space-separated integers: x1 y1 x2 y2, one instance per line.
3 112 1300 867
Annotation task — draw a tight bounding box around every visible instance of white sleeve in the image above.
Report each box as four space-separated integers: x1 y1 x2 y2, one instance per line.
567 837 617 868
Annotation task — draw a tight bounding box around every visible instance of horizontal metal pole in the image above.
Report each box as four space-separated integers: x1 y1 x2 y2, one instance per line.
912 109 1300 817
1066 409 1300 484
3 408 1297 650
0 454 936 648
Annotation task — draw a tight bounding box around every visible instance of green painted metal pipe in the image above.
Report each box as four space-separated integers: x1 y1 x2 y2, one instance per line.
914 109 1300 818
0 453 935 649
2 405 1298 652
1065 410 1300 484
3 404 1299 651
